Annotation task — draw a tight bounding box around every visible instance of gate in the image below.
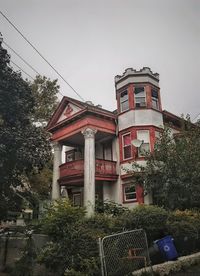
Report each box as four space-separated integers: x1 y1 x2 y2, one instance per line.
99 229 151 276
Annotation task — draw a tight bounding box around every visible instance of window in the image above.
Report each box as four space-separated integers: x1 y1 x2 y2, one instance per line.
122 133 132 159
120 90 129 112
124 184 136 202
134 87 146 107
137 130 150 157
66 151 75 162
152 89 159 110
73 193 82 206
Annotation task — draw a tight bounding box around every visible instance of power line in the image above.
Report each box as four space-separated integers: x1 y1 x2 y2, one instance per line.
1 38 65 97
3 40 40 75
9 58 64 97
10 60 34 80
0 10 85 101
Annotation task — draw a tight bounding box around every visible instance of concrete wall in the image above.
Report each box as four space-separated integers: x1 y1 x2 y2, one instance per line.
0 234 49 274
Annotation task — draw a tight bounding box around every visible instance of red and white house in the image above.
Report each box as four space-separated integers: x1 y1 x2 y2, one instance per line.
47 67 182 215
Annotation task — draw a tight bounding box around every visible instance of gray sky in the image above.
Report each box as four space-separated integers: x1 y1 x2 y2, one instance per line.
1 0 200 119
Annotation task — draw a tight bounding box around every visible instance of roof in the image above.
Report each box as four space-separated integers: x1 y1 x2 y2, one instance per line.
46 96 116 132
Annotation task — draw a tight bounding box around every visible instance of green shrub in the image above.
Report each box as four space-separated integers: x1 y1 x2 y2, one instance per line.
37 201 200 274
117 205 169 243
167 210 200 255
95 200 130 216
38 199 103 275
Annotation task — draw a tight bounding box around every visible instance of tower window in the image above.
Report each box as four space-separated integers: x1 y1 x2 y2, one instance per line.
122 133 132 159
120 90 129 112
134 87 146 107
137 130 150 157
152 89 159 110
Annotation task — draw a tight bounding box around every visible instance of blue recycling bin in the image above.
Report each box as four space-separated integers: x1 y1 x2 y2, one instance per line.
155 235 178 261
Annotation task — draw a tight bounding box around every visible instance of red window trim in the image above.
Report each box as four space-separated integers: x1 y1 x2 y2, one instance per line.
122 183 144 204
122 132 132 160
122 183 137 203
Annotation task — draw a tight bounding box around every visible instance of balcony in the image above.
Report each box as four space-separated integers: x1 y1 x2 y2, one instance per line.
59 159 118 185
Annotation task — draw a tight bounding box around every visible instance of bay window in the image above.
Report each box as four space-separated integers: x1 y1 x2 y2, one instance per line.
137 130 150 157
134 87 146 107
152 89 159 110
122 133 132 159
120 90 129 112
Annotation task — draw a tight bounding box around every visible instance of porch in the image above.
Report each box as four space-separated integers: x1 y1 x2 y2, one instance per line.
59 159 118 185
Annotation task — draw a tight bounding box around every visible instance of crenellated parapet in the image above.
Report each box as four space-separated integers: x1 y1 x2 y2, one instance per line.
115 67 159 90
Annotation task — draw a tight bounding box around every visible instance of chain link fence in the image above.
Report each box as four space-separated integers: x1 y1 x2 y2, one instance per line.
99 229 152 276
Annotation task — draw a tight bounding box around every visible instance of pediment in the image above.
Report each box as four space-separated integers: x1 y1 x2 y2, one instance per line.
57 102 82 123
47 97 86 130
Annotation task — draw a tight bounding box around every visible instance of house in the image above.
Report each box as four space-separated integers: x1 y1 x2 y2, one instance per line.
47 67 182 215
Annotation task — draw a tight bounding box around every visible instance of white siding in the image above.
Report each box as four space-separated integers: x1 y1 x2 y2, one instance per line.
118 109 164 131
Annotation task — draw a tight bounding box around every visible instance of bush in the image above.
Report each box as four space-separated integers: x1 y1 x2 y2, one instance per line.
117 205 169 243
167 210 200 255
38 199 107 275
95 200 130 217
36 201 200 274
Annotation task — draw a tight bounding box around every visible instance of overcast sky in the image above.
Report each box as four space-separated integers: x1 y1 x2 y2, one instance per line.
1 0 200 120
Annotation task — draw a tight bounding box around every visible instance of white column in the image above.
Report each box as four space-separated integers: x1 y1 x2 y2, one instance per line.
82 128 97 216
52 142 62 200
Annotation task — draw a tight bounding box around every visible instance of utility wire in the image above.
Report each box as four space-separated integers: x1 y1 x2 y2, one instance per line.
0 10 85 101
1 38 65 97
3 40 40 75
10 60 34 80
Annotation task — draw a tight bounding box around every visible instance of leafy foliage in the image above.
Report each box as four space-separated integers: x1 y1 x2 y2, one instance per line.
141 124 200 210
95 199 129 217
0 41 52 218
38 200 120 275
21 200 200 275
117 205 169 243
27 160 53 199
30 75 59 124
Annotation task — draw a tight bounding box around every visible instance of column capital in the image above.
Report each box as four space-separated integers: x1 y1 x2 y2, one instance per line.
82 128 97 139
52 141 62 151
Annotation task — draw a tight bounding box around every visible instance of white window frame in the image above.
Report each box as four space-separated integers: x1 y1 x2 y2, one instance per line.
120 90 129 112
123 183 137 202
152 89 159 110
122 132 132 160
137 130 150 157
134 87 146 108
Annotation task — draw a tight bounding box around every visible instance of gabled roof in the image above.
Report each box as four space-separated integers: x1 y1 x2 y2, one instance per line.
46 96 116 132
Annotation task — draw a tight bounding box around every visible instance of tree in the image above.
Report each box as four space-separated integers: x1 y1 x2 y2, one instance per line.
141 122 200 210
27 160 53 199
26 75 60 199
0 40 51 219
30 75 59 125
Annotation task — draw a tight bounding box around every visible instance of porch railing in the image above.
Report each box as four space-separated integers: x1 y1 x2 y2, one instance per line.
59 159 117 178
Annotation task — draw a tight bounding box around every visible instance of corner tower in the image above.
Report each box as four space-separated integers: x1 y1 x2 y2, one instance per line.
115 67 163 129
115 68 164 205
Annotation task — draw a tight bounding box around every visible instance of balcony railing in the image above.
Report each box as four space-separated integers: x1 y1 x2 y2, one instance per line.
59 159 117 179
